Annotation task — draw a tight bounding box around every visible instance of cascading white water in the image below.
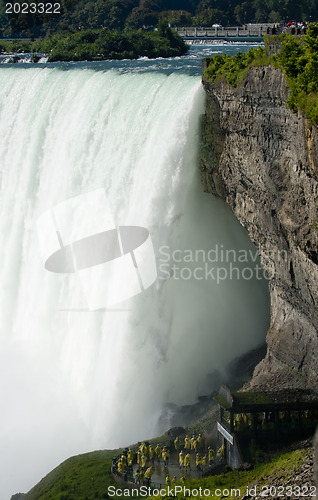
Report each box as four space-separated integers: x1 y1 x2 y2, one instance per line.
0 66 269 498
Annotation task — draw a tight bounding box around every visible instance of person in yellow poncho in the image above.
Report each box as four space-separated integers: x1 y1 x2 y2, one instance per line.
141 454 147 468
196 434 203 450
184 435 190 449
190 436 196 451
174 436 180 451
155 444 161 461
140 442 148 457
208 446 214 464
128 449 134 465
166 473 171 486
217 444 225 458
144 466 152 478
184 453 191 470
162 447 169 466
179 449 184 468
121 454 127 468
148 445 154 462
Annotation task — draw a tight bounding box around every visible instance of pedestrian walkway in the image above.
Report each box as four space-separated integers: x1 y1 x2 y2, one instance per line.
133 452 203 487
111 436 224 489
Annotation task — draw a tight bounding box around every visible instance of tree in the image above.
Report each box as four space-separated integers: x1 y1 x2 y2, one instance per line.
234 2 254 24
125 7 158 28
159 10 193 27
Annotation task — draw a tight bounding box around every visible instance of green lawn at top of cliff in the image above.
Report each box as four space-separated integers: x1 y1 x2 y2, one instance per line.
0 22 189 61
203 23 318 125
203 45 270 87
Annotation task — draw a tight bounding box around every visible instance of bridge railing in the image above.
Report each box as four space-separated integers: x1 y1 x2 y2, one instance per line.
174 25 274 38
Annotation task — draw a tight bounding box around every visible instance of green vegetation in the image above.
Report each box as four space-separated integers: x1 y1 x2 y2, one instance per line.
1 0 318 39
203 23 318 125
21 432 312 500
147 448 309 500
22 430 176 499
23 449 120 500
203 46 271 87
232 391 271 405
214 394 232 409
277 24 318 124
0 23 189 61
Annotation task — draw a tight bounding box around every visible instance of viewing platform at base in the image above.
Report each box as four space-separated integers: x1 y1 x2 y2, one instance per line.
111 452 224 489
215 385 318 469
111 434 225 490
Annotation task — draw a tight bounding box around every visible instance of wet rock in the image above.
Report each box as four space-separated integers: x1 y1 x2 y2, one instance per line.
201 65 318 392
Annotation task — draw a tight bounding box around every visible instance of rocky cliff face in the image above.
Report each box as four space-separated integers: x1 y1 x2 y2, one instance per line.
200 64 318 391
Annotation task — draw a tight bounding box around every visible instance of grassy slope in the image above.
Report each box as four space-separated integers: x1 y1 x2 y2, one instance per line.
148 447 311 500
22 433 174 500
22 444 312 500
23 449 119 500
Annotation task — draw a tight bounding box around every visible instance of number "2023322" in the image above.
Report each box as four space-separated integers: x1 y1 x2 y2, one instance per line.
6 3 61 14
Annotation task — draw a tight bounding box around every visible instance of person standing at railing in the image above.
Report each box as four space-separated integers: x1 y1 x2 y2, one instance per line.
118 459 124 473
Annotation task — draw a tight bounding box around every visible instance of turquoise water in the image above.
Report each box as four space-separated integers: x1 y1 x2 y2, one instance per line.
1 42 263 73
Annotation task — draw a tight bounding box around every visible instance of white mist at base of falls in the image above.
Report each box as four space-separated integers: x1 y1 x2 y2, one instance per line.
0 66 269 498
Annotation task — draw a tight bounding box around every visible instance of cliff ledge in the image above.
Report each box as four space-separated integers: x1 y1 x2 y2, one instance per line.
201 64 318 391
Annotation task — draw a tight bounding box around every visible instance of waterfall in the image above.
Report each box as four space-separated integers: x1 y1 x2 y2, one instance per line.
0 66 269 497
